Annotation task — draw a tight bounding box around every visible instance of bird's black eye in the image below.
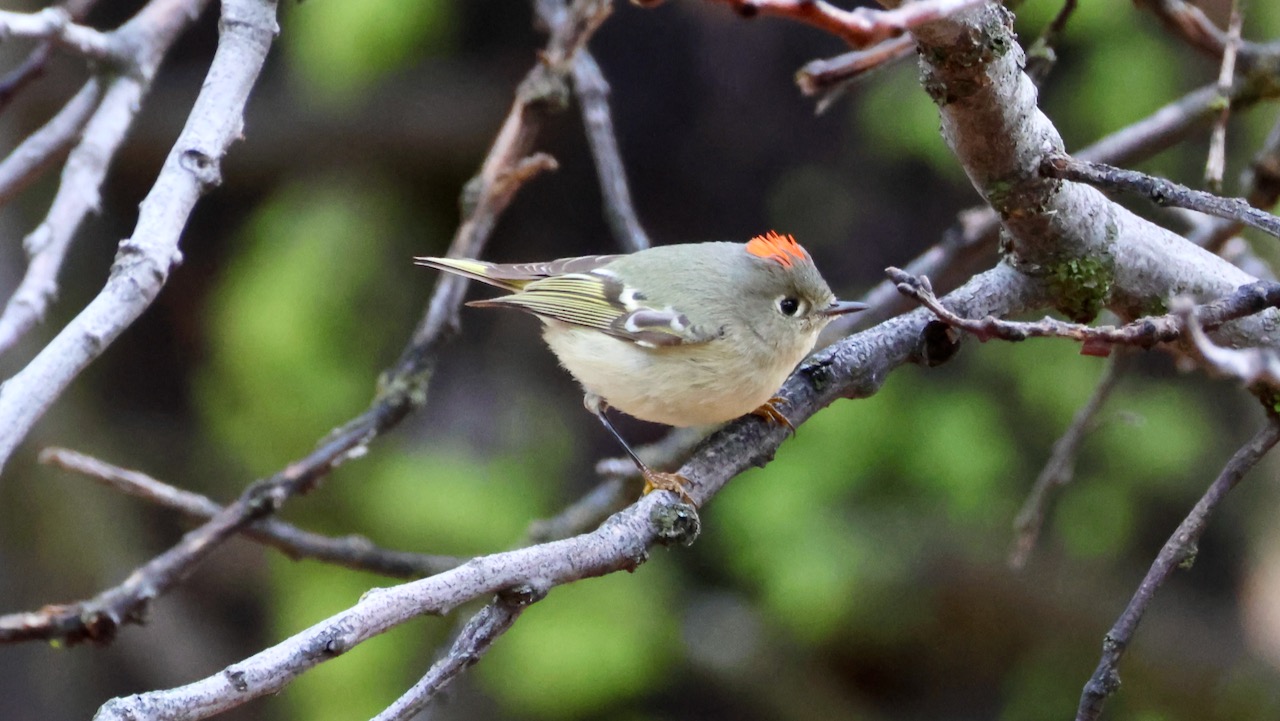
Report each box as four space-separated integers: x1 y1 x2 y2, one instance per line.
778 297 801 316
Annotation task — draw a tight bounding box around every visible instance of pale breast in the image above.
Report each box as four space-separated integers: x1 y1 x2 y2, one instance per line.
540 321 813 427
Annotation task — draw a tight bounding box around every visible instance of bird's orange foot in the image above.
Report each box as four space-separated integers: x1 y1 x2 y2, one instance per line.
642 470 697 507
751 396 795 433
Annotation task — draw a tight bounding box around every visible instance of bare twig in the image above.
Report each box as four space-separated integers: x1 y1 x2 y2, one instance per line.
795 35 915 102
1189 113 1280 254
1024 0 1077 83
1040 154 1280 240
1204 0 1242 192
891 269 1280 352
0 0 100 112
0 0 611 647
1009 351 1130 569
525 427 709 543
373 587 545 721
525 477 629 543
1137 0 1279 67
1179 297 1280 386
0 7 116 62
0 77 103 206
703 0 988 48
572 50 650 252
1075 418 1280 721
0 75 147 354
40 448 463 578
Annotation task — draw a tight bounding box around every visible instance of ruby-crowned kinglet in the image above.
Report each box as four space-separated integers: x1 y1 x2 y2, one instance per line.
415 231 866 504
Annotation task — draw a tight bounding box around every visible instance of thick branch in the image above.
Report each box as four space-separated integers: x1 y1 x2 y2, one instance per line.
909 4 1280 346
0 0 220 471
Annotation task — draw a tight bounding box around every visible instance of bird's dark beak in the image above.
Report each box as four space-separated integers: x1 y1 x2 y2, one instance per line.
821 299 869 317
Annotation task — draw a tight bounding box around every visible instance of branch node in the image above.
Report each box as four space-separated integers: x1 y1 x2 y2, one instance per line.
179 147 222 190
650 500 700 547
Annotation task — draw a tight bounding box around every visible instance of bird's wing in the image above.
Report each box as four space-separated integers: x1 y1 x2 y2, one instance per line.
413 255 623 292
469 270 717 348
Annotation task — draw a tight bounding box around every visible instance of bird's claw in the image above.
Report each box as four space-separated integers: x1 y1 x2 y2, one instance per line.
751 396 795 433
642 470 697 507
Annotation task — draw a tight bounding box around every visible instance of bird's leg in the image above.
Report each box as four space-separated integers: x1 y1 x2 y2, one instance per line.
751 396 796 433
584 393 697 506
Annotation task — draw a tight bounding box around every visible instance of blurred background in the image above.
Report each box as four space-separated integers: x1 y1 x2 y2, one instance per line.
2 0 1280 719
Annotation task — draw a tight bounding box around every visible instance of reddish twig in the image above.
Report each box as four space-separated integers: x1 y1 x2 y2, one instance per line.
704 0 988 48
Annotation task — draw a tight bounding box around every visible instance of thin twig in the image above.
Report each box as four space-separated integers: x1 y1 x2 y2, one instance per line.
572 50 650 252
0 77 103 207
1179 297 1280 386
1137 0 1278 67
795 35 915 102
1074 418 1280 721
836 81 1259 337
373 586 545 721
0 7 117 62
1024 0 1077 84
1040 154 1280 240
1204 0 1242 192
1009 351 1130 569
1189 112 1280 254
0 0 100 113
40 448 463 578
0 0 611 647
891 269 1280 352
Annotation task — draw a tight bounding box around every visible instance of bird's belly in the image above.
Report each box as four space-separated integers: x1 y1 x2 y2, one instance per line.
542 323 799 427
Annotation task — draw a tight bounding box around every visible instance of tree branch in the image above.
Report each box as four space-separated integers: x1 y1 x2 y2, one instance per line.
40 448 462 579
572 50 650 252
373 586 545 721
0 0 220 467
1074 417 1280 721
0 7 116 62
893 270 1280 354
1041 154 1280 241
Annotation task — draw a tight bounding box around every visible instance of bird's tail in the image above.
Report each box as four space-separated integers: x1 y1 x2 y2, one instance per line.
412 256 523 292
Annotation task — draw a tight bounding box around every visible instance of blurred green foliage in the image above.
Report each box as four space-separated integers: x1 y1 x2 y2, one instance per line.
196 177 416 475
478 564 680 718
282 0 454 106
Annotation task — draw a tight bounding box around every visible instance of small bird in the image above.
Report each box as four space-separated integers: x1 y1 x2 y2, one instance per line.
416 231 866 505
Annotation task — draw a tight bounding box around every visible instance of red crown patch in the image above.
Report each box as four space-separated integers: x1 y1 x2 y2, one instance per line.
746 231 808 268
